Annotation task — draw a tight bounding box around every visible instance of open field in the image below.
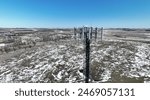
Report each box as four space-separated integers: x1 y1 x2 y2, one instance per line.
0 28 150 83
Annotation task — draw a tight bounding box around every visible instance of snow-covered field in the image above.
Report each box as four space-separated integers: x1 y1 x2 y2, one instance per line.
0 43 5 47
0 37 150 83
0 28 150 83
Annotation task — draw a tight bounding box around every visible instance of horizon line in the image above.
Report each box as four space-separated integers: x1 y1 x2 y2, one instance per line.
0 27 150 29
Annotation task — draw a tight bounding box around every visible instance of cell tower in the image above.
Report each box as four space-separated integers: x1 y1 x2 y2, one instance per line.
74 26 103 83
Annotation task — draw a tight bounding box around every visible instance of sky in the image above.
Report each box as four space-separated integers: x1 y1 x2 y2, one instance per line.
0 0 150 28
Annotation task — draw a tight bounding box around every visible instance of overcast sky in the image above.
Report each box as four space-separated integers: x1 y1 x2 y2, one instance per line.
0 0 150 28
